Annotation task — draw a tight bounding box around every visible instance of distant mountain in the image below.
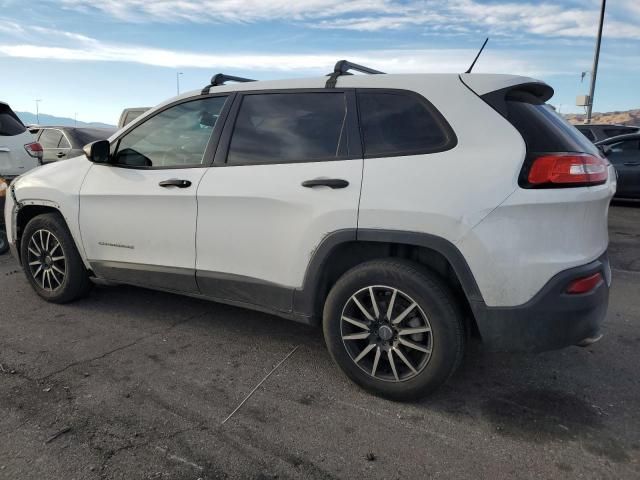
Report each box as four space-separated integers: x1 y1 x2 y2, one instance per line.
16 111 115 128
565 108 640 126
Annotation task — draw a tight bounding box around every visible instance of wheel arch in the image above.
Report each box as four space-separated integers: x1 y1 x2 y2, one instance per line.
293 229 485 335
15 202 70 264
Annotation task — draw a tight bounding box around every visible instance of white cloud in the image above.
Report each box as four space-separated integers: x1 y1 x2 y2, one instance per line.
59 0 399 23
54 0 640 40
448 0 640 40
0 19 24 35
0 28 573 77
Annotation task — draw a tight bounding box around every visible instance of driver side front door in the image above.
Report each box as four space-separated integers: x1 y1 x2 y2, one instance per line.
78 95 230 292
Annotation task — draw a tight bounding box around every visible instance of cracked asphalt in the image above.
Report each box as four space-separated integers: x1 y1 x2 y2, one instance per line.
1 203 639 479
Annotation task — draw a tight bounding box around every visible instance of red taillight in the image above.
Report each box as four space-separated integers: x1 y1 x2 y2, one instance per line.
566 272 603 294
24 142 43 162
527 153 608 187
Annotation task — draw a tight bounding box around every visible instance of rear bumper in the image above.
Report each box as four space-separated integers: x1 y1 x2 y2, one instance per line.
473 252 610 352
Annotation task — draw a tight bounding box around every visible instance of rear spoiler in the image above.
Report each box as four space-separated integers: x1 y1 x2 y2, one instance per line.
460 74 554 118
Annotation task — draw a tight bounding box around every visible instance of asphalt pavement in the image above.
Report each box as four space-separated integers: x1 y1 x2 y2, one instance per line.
0 202 639 479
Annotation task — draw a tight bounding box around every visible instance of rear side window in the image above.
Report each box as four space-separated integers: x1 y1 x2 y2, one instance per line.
357 91 455 157
227 93 348 165
0 104 27 136
39 129 64 149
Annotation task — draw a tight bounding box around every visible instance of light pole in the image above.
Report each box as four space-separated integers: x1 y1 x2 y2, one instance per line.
35 99 42 124
586 0 606 124
176 72 183 95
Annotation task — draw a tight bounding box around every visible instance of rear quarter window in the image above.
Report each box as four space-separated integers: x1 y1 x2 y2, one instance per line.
491 91 600 156
356 90 456 158
0 104 27 136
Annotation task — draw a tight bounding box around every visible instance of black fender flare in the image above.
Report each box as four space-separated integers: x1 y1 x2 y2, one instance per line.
292 228 485 319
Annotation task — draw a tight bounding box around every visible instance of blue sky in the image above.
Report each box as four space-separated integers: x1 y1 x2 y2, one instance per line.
0 0 638 124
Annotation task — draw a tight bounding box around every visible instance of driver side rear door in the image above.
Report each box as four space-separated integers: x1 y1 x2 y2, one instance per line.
79 94 231 292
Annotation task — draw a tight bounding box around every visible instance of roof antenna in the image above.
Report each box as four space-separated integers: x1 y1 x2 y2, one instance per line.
465 37 489 74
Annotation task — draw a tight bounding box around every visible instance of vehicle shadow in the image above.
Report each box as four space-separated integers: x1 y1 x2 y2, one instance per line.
54 278 639 468
611 198 640 208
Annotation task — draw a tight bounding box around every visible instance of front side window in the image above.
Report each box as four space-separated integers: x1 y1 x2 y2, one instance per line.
610 139 640 153
113 96 227 168
357 91 454 157
227 93 348 165
608 139 640 164
39 129 63 149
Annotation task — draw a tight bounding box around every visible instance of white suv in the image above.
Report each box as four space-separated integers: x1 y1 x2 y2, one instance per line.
4 62 615 399
0 101 42 180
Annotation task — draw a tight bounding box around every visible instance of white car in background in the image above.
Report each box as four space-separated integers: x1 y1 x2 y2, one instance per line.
4 63 616 399
1 101 42 254
0 101 42 181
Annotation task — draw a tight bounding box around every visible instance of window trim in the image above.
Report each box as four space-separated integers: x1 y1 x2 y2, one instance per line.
214 88 362 167
57 132 72 150
108 93 234 171
355 88 458 159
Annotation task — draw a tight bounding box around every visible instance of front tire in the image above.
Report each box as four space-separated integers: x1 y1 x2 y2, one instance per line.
20 213 92 303
323 259 464 400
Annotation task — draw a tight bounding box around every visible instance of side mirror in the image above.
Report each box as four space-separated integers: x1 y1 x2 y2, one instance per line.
83 140 111 164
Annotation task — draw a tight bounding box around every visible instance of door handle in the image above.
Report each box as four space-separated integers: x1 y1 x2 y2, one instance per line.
301 178 349 189
56 151 66 158
159 179 192 188
0 147 10 152
623 162 640 166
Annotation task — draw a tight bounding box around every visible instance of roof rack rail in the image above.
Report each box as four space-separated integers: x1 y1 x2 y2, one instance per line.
325 60 385 88
201 73 256 95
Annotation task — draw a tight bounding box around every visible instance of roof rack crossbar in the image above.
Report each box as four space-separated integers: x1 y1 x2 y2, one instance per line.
325 60 385 88
201 73 256 95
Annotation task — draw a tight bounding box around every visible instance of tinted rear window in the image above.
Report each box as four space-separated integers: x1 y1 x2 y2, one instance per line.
503 100 599 155
0 104 26 136
357 91 455 157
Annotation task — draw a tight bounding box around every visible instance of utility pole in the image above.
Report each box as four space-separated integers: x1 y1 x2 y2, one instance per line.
176 72 183 95
74 112 77 127
35 99 42 124
586 0 606 123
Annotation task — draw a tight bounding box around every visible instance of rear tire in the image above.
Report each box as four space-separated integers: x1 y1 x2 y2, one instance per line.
323 259 464 400
20 213 92 303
